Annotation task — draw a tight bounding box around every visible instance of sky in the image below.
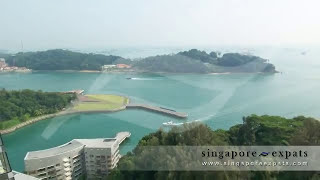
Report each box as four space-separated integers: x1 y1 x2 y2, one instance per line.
0 0 320 51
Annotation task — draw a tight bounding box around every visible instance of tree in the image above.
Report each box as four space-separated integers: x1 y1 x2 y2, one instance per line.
108 115 319 180
0 89 76 129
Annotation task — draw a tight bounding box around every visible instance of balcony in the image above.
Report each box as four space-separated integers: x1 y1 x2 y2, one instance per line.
47 165 55 169
37 168 46 172
64 167 71 172
72 154 81 159
73 158 81 164
65 172 72 177
38 172 47 177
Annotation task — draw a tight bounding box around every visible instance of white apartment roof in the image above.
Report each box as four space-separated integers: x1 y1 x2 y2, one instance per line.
75 131 131 148
25 140 84 160
25 132 130 160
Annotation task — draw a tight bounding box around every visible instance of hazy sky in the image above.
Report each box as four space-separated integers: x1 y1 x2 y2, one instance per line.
0 0 320 50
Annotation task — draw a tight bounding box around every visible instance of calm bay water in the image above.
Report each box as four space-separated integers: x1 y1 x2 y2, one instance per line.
1 47 320 171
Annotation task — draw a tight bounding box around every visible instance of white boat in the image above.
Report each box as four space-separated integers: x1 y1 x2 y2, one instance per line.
162 121 182 126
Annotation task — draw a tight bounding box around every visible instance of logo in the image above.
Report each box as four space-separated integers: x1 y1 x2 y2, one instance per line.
259 152 269 157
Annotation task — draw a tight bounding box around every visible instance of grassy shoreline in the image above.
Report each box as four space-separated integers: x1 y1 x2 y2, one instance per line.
0 94 130 135
0 112 65 134
0 106 128 135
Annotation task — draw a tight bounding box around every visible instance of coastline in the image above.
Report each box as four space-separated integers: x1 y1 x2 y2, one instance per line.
0 70 32 73
0 68 278 75
0 95 186 134
0 106 128 135
0 112 65 135
33 70 101 73
0 94 131 135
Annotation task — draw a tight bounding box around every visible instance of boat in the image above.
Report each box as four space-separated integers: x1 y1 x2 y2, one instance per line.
126 77 132 80
162 121 182 126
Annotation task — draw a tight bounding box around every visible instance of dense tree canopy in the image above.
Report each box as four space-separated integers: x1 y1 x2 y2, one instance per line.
135 49 276 73
109 115 320 180
133 54 210 73
178 49 218 64
0 89 75 129
5 49 123 70
217 53 259 67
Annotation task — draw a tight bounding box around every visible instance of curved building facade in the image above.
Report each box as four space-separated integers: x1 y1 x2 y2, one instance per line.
24 132 130 180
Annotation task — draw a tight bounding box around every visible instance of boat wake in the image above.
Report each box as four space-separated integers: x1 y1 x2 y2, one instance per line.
163 121 183 126
162 120 200 127
127 77 160 81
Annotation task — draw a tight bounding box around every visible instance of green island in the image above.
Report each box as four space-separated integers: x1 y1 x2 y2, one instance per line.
1 49 277 73
109 115 320 180
0 89 129 134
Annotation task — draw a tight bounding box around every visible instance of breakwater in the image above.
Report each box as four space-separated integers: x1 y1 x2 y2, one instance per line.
126 104 188 118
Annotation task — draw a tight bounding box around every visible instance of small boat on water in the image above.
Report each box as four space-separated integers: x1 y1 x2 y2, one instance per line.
126 77 132 80
162 121 182 126
163 120 199 126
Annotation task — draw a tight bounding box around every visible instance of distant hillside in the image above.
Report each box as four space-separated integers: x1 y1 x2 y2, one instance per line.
133 54 210 73
5 49 125 70
134 49 277 73
5 49 277 73
0 53 10 59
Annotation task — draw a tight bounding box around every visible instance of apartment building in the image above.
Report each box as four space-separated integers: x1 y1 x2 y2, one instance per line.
24 132 130 180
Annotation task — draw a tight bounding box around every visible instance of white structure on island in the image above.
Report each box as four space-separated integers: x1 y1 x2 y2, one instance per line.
24 132 131 180
101 64 116 71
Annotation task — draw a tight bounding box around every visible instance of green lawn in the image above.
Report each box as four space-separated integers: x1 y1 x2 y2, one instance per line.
73 94 128 111
73 103 122 111
86 94 127 104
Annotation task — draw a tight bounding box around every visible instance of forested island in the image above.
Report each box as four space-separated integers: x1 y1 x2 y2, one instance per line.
0 89 76 130
134 49 276 73
4 49 277 73
109 115 320 180
4 50 123 71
